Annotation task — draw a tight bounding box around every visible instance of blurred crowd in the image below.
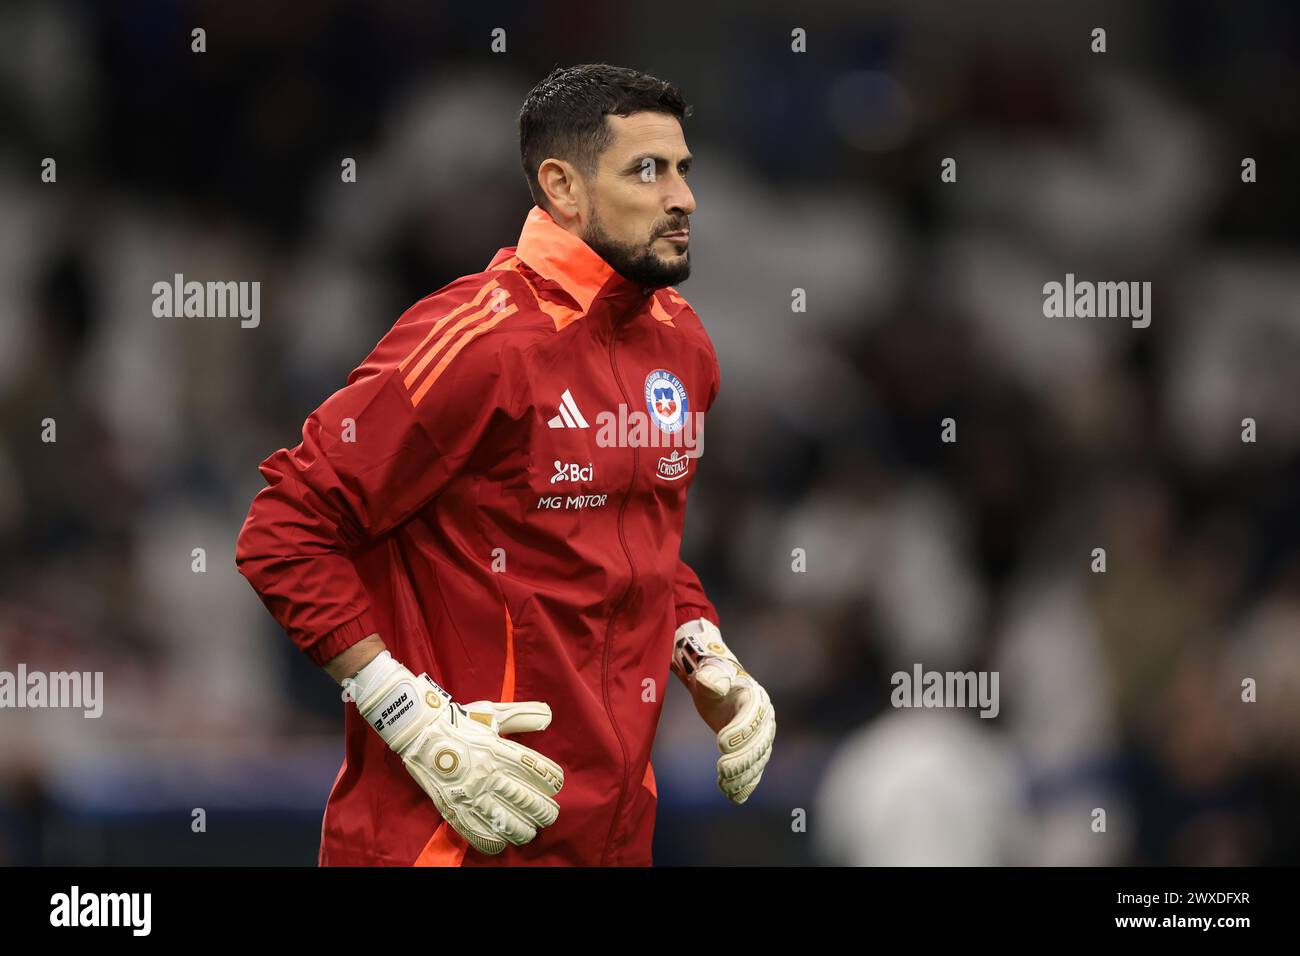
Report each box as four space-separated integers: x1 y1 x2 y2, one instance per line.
1 0 1298 864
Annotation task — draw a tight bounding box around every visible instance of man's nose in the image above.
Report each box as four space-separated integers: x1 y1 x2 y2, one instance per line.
667 179 696 218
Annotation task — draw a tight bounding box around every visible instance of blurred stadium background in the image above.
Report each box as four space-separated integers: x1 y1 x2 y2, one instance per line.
1 0 1298 865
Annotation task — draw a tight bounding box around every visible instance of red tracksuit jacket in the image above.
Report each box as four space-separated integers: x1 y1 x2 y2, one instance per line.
235 205 721 866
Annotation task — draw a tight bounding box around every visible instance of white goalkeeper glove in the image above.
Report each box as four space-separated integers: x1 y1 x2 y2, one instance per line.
671 618 776 804
342 651 564 855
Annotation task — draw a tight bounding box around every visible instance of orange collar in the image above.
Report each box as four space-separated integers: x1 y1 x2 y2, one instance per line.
514 205 641 313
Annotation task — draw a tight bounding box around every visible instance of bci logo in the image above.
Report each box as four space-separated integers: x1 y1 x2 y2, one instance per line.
551 460 594 484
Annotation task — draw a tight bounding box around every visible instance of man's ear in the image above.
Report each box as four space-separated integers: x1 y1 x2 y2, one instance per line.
537 158 584 224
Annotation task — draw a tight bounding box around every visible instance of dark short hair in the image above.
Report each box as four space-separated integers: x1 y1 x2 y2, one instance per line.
519 64 691 211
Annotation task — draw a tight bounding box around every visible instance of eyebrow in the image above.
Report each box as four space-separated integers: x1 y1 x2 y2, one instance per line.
625 153 693 171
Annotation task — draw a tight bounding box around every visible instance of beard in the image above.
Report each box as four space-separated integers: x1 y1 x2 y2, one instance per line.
581 205 691 289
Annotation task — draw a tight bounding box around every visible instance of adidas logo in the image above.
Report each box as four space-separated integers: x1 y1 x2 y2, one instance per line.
547 389 590 429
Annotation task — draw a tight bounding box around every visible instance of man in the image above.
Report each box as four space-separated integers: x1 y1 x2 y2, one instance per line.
236 63 775 867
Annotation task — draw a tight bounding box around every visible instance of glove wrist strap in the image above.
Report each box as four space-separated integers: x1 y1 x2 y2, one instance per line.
671 617 741 684
346 654 455 751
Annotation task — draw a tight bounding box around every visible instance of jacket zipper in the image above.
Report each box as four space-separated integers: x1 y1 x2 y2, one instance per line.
598 317 639 866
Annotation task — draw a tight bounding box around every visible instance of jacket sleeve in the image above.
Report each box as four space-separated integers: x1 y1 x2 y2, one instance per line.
673 559 721 631
235 277 522 666
673 332 722 633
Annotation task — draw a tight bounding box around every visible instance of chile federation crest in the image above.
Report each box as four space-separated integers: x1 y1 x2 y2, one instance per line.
644 369 690 434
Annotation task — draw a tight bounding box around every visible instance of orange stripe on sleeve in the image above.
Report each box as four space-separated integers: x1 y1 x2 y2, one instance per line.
409 304 518 406
398 280 500 375
403 297 503 390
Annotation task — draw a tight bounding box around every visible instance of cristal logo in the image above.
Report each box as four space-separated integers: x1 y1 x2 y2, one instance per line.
656 451 690 481
551 460 594 484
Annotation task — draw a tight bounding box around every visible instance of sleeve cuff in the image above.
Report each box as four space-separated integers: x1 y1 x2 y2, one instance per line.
303 610 380 667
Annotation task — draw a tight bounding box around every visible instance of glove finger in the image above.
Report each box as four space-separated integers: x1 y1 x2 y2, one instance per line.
724 779 761 805
716 685 771 754
409 766 531 853
465 831 509 855
718 716 774 801
476 795 539 847
498 738 566 796
458 700 554 736
694 659 734 698
718 735 772 788
492 700 553 735
458 701 501 732
494 772 562 829
719 743 771 803
442 804 509 855
719 739 771 793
